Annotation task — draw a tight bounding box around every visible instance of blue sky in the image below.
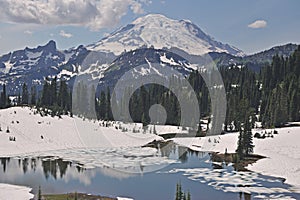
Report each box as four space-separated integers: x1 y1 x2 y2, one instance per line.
0 0 299 55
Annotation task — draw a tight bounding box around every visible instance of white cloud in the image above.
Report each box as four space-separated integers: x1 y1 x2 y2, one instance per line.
140 0 152 5
0 0 145 31
131 1 144 14
103 32 110 37
248 20 267 29
60 30 73 38
24 30 33 35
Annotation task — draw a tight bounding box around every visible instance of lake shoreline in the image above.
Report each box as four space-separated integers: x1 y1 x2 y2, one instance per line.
43 193 118 200
210 152 266 171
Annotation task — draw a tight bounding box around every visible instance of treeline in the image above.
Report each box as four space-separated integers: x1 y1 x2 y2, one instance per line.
220 66 259 131
95 87 113 120
39 77 72 113
73 46 300 130
0 84 9 109
30 77 72 116
216 45 300 130
0 77 72 117
260 46 300 127
0 46 299 129
236 112 255 159
92 83 182 126
128 84 181 126
175 182 191 200
94 74 210 128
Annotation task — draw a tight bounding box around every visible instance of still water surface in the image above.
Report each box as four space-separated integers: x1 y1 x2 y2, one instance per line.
0 145 299 200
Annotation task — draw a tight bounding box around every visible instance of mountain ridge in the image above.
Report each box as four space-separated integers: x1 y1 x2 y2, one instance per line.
0 41 297 94
0 14 298 94
87 14 245 56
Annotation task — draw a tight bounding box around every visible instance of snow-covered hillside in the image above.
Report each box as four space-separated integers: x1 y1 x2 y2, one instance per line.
87 14 244 56
0 107 162 157
172 127 300 192
0 41 88 93
1 107 300 198
0 184 34 200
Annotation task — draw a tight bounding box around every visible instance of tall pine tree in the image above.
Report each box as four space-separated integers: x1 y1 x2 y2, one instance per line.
21 83 29 105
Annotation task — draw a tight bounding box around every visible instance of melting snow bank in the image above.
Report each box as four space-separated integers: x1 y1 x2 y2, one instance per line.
0 107 163 157
117 197 134 200
0 183 34 200
171 126 300 193
162 168 296 199
0 107 175 198
13 147 178 174
247 127 300 193
0 106 177 174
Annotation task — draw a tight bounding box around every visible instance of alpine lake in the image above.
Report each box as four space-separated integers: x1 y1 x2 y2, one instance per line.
0 142 299 200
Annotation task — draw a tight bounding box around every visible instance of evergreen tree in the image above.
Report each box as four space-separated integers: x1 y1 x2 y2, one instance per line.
106 87 113 120
21 83 29 105
99 91 107 119
196 123 205 137
38 186 42 200
244 114 254 155
289 90 298 121
30 85 37 105
87 85 96 118
175 182 183 200
41 80 50 106
110 90 119 120
50 76 57 105
236 113 254 159
260 46 300 127
36 77 72 116
74 191 78 200
80 83 88 115
175 182 190 200
187 191 191 200
236 130 244 159
58 80 70 111
17 92 21 105
0 84 7 108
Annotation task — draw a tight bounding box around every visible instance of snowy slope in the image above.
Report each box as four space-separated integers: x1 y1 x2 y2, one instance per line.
0 41 89 94
87 14 244 56
117 197 134 200
0 183 34 200
0 107 178 176
172 127 300 192
0 107 162 157
247 127 300 191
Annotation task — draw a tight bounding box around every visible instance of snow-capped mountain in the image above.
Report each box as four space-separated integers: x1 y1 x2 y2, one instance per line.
0 40 88 93
0 14 246 94
87 14 244 57
98 48 197 90
0 13 297 95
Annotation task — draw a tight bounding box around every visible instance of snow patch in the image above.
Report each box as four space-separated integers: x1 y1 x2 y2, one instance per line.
165 168 294 199
172 127 300 192
0 183 34 200
26 50 42 60
87 14 244 56
117 197 134 200
160 53 180 66
0 107 163 157
1 61 14 74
